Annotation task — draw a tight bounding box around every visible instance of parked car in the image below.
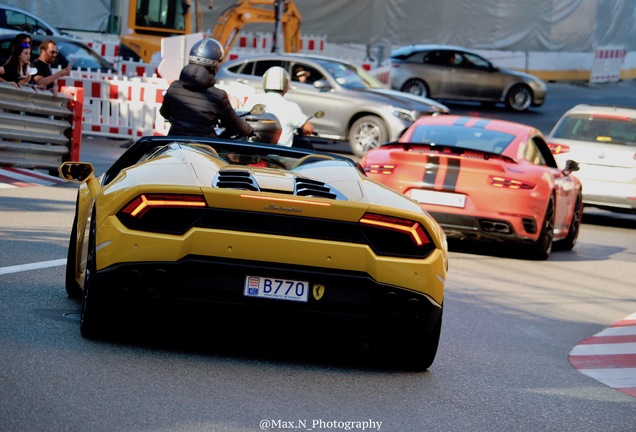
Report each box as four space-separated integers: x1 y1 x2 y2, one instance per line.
60 134 448 370
0 33 115 73
216 53 450 157
360 115 582 260
388 44 547 112
0 4 63 36
548 104 636 213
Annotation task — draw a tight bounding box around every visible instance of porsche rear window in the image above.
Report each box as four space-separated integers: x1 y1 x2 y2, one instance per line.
551 114 636 145
409 125 515 154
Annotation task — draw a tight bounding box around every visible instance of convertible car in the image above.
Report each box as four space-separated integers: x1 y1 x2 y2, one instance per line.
360 115 583 260
60 135 448 370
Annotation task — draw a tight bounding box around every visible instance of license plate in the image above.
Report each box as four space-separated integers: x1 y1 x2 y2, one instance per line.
409 189 467 208
244 276 309 302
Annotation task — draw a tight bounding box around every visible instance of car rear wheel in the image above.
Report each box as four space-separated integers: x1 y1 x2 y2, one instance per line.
349 115 388 157
80 207 105 339
371 309 443 371
526 197 554 260
401 79 429 98
505 84 533 111
65 194 82 299
554 193 582 251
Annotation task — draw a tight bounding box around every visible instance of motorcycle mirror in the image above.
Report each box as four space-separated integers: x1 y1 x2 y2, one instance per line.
250 104 266 115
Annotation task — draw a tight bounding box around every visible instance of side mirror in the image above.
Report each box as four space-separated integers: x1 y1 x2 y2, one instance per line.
313 79 331 91
249 104 266 115
59 162 94 182
563 159 580 175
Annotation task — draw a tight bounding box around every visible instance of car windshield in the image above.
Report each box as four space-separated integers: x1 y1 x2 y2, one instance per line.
409 125 515 153
315 59 382 90
56 41 112 71
551 114 636 145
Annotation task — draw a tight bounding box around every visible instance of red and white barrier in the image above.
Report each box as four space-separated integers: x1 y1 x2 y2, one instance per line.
57 72 169 139
589 46 627 83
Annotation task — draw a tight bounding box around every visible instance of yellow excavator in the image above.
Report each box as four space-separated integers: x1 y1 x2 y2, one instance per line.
120 0 301 64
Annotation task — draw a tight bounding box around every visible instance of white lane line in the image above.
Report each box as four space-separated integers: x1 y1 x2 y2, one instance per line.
570 342 636 356
0 259 66 276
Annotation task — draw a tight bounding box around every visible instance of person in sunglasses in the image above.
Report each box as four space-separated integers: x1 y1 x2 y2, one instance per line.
31 39 71 95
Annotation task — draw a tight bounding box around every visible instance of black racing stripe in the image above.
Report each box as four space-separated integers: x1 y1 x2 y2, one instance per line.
423 156 439 187
472 119 491 129
443 158 460 191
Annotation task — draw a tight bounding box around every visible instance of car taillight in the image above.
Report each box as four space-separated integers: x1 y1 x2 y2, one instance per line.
121 194 207 218
489 176 535 190
365 164 395 175
360 213 430 246
548 143 570 154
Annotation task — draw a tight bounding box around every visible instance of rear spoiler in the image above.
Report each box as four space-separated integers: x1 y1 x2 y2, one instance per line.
379 141 517 163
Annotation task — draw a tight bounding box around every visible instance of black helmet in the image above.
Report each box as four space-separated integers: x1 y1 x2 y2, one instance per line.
189 38 224 74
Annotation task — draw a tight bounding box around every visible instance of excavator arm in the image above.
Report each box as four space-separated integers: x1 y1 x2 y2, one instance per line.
212 0 302 55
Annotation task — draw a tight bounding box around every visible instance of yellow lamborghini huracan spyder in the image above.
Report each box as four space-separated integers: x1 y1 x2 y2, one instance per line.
61 136 448 370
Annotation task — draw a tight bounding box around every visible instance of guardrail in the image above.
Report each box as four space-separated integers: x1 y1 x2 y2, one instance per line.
0 83 84 173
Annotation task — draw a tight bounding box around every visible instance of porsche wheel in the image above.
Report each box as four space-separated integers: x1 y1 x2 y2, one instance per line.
555 193 582 251
505 84 533 112
349 115 388 157
401 79 429 98
527 197 554 260
371 310 443 371
65 194 82 299
80 207 105 339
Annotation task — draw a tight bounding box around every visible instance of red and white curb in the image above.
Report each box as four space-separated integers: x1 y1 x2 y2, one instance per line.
569 312 636 398
0 168 65 188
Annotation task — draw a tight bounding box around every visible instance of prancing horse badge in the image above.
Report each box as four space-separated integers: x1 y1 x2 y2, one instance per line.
312 284 325 301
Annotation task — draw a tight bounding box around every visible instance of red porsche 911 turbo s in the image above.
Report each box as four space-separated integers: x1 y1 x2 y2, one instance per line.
360 115 583 260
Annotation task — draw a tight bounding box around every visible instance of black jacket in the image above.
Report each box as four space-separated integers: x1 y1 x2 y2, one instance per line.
159 64 254 138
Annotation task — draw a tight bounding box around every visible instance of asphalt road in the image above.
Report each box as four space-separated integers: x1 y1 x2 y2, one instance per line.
0 80 635 432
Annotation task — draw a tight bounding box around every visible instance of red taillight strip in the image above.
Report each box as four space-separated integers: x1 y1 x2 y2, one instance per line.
359 213 430 246
489 176 535 190
588 114 633 122
548 143 570 154
122 194 206 217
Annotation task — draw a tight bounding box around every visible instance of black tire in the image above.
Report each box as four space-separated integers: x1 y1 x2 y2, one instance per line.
505 84 533 111
554 193 582 251
65 194 82 299
526 197 555 260
80 207 105 339
401 79 429 98
348 115 388 157
371 309 443 371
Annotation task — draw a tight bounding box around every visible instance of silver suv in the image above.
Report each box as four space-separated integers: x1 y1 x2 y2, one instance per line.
216 53 449 156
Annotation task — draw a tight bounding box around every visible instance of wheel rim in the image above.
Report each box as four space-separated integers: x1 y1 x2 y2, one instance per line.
543 200 555 254
570 197 582 244
509 86 532 111
353 121 382 154
405 80 426 97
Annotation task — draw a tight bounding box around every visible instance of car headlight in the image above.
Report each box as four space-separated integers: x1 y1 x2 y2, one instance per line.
392 107 417 122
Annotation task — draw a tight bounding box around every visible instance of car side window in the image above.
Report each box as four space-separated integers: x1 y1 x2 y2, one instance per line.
5 10 52 35
525 136 557 168
253 60 285 76
463 52 491 71
424 51 448 66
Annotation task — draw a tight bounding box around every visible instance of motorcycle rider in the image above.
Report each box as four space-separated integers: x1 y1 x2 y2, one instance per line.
242 66 314 147
159 38 254 138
